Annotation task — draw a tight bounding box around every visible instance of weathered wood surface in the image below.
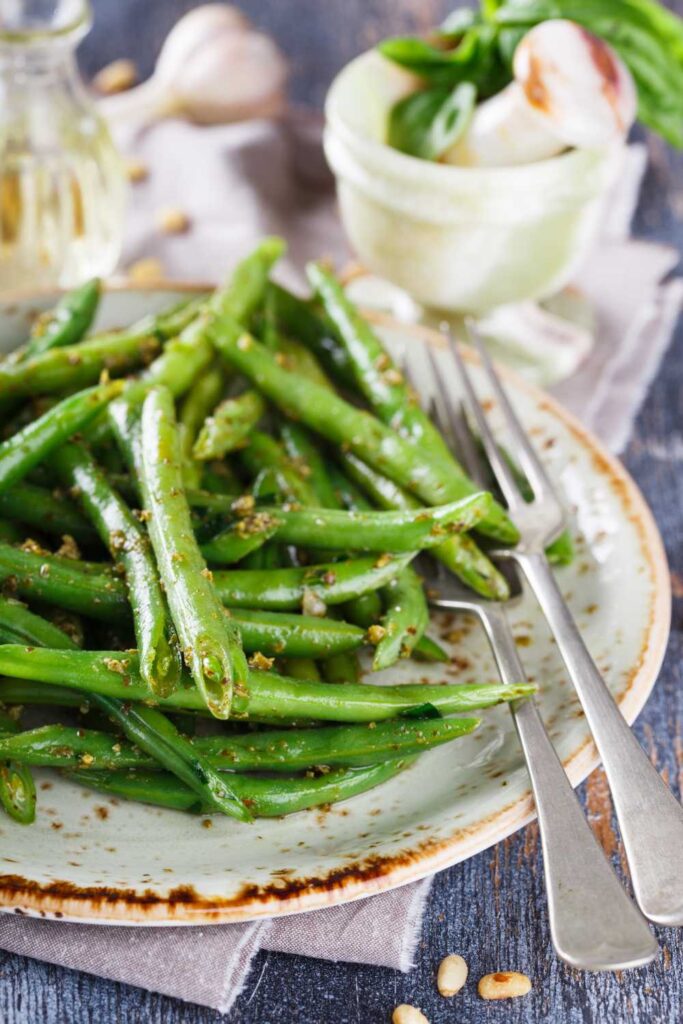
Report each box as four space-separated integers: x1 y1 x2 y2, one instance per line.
1 2 683 1021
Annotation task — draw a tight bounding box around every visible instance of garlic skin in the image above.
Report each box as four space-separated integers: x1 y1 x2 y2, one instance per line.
445 20 637 167
99 4 288 128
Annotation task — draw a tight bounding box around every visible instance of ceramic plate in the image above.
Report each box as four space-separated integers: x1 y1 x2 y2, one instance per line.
0 286 671 924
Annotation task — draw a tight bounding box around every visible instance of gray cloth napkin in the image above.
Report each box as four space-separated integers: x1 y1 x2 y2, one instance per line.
0 115 678 1014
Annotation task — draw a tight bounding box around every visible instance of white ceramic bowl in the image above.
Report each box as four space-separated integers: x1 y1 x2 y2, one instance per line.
324 52 624 314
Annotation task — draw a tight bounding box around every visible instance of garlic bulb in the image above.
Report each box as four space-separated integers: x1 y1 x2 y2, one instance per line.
98 4 288 128
445 20 637 167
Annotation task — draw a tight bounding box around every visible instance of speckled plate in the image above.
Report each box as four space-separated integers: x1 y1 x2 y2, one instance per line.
0 286 671 925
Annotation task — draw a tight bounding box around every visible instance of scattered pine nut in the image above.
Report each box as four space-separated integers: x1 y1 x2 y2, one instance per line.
437 953 468 997
127 258 165 284
478 971 531 1000
125 158 149 183
392 1005 429 1024
93 58 137 94
157 207 191 235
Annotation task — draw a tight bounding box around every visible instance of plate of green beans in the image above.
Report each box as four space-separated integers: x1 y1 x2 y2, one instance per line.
0 240 669 923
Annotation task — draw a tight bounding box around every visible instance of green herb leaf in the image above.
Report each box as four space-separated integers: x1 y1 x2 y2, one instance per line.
387 81 477 160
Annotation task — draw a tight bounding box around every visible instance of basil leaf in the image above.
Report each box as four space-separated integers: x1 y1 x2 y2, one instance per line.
399 703 442 720
387 82 477 160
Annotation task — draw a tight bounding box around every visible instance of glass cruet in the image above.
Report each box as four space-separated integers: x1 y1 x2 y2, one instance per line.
0 0 126 291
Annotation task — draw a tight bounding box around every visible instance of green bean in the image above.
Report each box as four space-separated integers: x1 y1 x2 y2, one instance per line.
139 386 249 719
0 711 35 824
0 716 479 772
225 608 365 657
268 282 356 388
26 278 101 358
240 431 319 506
209 493 491 555
211 326 517 545
0 481 97 543
373 566 429 670
308 262 461 466
413 635 449 662
0 645 534 721
179 365 226 454
53 441 181 696
0 596 79 649
0 542 128 621
194 390 266 460
0 327 161 398
338 450 510 600
283 657 323 682
320 650 361 684
213 236 286 323
200 514 279 565
343 590 383 628
88 695 251 821
0 382 123 495
280 422 339 508
0 519 22 544
212 553 414 610
68 758 411 817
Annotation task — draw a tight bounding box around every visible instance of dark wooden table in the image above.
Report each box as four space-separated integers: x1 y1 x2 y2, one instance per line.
2 3 683 1021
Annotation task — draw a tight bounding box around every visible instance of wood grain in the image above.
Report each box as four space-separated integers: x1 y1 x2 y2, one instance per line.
0 2 682 1021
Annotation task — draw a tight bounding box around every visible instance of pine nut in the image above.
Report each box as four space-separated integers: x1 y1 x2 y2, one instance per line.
125 159 149 183
93 59 137 94
127 258 165 284
478 971 532 1000
437 953 468 997
392 1005 429 1024
157 207 191 235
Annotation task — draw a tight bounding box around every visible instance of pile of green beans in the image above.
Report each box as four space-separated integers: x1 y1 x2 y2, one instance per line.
0 238 547 825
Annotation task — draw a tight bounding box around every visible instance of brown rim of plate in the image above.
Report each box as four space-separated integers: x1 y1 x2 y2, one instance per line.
0 285 671 924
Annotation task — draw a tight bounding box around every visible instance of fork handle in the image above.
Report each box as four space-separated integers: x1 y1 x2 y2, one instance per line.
481 607 656 969
517 550 683 926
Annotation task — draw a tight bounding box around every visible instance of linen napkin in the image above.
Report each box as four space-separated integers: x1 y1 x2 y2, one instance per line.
0 114 679 1014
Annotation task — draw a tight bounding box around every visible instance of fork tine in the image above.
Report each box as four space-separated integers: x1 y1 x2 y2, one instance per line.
424 347 489 488
444 329 525 511
466 320 557 502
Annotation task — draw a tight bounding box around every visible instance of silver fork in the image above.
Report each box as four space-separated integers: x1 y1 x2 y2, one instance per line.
443 320 683 928
417 375 656 970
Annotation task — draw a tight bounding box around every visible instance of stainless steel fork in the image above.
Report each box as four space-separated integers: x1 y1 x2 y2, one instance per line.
443 320 683 928
417 371 656 971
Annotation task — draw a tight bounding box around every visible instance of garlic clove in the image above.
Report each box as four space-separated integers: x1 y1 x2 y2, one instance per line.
154 4 251 84
98 3 287 128
514 20 637 149
173 28 288 124
444 19 636 167
443 82 564 166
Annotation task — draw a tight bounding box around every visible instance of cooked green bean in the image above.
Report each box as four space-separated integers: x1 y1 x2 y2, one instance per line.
26 279 102 358
200 514 279 565
0 716 479 771
373 566 429 670
194 390 266 460
179 364 226 446
0 542 128 621
226 608 365 657
139 386 249 718
0 709 36 824
212 553 414 610
338 449 510 600
0 481 97 543
240 431 319 505
0 596 79 649
211 325 517 545
0 645 534 721
320 650 361 684
69 758 411 817
205 493 491 556
0 382 123 495
268 281 356 388
53 441 181 696
88 695 252 821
